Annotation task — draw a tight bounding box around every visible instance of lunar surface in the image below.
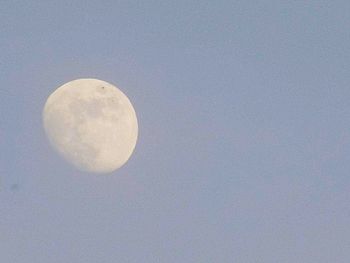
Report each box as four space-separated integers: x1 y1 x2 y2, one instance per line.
43 78 138 173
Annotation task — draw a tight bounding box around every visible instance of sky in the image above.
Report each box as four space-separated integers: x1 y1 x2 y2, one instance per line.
1 1 350 262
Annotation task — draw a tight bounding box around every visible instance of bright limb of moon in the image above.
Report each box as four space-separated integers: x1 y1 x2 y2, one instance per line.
43 78 138 173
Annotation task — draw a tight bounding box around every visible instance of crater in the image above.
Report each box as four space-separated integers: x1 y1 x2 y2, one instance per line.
96 85 107 94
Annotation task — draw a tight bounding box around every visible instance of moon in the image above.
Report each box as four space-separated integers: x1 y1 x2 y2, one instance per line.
43 78 138 173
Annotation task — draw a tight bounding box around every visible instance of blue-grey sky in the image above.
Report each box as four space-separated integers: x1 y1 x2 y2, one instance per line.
1 1 350 262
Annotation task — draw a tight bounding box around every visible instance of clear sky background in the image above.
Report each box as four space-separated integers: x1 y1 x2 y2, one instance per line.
1 1 350 262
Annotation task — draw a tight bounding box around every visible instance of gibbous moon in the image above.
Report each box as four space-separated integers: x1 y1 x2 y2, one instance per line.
43 78 138 173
